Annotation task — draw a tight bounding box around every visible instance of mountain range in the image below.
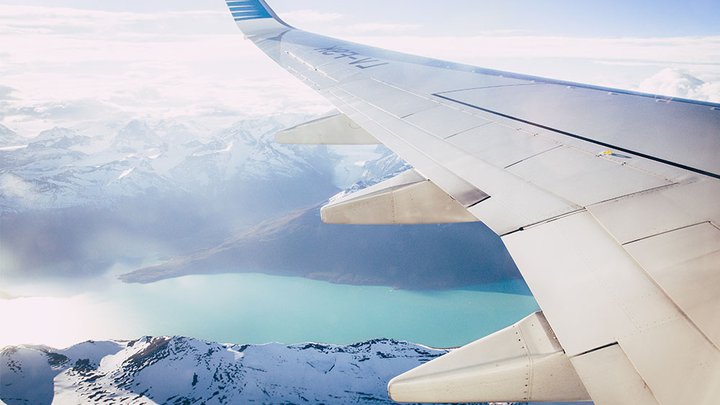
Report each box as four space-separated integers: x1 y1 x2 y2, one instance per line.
0 116 338 214
0 115 520 289
1 115 360 280
1 336 450 405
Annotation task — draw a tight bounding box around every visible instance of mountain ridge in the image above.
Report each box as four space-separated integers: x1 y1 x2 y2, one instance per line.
1 114 519 291
1 336 450 405
119 205 521 290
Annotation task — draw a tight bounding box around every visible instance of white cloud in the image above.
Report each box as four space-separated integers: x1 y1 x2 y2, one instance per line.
346 34 720 66
0 5 329 136
341 34 720 92
0 3 717 138
638 68 720 102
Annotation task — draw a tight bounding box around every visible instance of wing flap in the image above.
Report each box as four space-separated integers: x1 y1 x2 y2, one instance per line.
504 211 681 355
388 312 590 403
570 344 660 405
504 211 720 404
321 169 482 224
617 313 720 405
624 222 720 348
274 113 379 145
588 178 720 244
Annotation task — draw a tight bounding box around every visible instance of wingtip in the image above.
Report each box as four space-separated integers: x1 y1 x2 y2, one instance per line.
224 0 291 28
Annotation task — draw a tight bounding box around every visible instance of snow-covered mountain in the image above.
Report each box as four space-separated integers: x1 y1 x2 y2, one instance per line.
1 336 448 404
0 124 24 147
0 115 416 282
0 115 345 212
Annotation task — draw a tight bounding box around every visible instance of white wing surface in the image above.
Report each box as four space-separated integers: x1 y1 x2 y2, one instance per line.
224 1 720 404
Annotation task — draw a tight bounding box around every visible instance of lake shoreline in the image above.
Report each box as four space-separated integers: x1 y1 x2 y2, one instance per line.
119 266 533 295
1 272 539 349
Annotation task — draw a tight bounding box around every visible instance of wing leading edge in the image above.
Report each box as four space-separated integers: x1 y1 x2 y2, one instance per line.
224 2 720 404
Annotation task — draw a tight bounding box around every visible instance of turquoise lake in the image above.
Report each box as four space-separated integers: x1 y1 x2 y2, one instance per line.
2 273 539 349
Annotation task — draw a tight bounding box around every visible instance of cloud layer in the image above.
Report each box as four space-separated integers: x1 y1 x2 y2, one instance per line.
639 68 720 102
0 3 717 138
0 5 330 137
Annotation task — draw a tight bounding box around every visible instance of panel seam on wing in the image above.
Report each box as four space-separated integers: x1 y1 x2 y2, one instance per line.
432 92 720 180
621 220 712 245
335 92 577 219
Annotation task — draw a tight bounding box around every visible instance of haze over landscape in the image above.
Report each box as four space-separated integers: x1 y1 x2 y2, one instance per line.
1 0 718 403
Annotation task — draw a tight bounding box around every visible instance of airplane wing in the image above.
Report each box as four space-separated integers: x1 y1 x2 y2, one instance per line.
224 1 720 404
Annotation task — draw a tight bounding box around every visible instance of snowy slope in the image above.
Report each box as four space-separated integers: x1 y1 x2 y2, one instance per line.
0 124 23 148
0 340 123 405
1 336 448 405
0 115 346 212
0 114 418 281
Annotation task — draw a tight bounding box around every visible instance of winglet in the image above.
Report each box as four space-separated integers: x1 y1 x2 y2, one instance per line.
224 0 292 35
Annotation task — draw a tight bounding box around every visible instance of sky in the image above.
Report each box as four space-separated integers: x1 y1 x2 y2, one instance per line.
0 0 718 138
1 0 719 37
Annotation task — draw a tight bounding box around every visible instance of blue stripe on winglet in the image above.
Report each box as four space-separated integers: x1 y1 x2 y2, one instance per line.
225 0 272 21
